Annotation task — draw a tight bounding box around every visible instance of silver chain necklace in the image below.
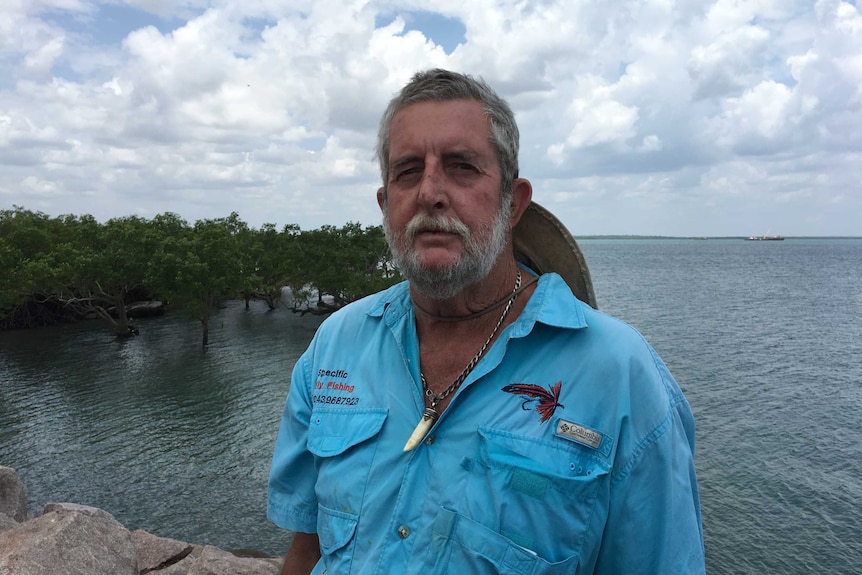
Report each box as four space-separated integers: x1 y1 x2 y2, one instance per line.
403 269 522 451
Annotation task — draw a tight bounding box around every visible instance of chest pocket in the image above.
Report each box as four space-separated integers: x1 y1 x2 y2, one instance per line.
307 408 388 513
448 426 610 570
307 407 387 574
307 407 388 457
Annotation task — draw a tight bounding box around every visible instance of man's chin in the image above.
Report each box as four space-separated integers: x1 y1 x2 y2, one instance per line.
411 245 463 267
408 277 465 301
403 262 489 301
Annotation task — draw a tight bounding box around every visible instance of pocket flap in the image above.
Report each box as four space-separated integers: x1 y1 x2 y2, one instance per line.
317 504 358 555
307 408 388 457
478 426 610 480
431 508 581 575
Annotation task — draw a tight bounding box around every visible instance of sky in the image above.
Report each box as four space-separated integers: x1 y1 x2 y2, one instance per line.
1 0 860 237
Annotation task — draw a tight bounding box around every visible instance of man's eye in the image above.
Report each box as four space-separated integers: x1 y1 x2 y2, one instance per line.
453 163 477 171
394 167 420 180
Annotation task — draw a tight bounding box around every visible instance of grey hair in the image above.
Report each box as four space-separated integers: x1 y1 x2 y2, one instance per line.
376 69 519 201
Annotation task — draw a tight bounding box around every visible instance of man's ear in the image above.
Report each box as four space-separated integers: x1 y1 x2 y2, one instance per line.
508 178 533 229
376 187 386 212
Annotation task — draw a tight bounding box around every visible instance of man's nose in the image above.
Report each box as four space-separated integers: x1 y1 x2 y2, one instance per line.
417 163 448 211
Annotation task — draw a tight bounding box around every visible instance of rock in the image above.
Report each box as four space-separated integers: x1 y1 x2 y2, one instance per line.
0 470 282 575
0 514 18 534
231 548 273 558
42 501 118 522
0 503 137 575
131 529 193 573
0 467 28 522
172 545 280 575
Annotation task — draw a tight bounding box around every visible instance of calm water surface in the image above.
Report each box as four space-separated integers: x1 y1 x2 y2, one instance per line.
0 301 324 554
1 238 860 573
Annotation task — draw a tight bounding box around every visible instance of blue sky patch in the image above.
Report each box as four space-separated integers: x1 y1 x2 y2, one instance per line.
47 3 186 47
375 10 466 55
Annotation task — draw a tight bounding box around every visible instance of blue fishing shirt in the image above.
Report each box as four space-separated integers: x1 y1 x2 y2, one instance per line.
268 272 705 574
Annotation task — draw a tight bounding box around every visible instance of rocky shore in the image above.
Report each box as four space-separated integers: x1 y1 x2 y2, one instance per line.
0 466 282 575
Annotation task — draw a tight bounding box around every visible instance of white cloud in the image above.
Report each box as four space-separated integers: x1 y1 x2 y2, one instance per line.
24 36 66 75
720 80 795 139
688 23 771 99
639 135 663 152
564 92 640 150
0 0 859 235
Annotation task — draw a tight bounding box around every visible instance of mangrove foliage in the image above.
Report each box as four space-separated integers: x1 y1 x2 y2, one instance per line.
0 207 401 345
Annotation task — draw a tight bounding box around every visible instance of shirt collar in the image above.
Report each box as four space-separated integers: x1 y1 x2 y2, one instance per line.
367 281 410 320
510 272 588 336
367 273 588 333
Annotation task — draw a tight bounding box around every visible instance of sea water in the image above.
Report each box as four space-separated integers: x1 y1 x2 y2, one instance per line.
1 238 860 573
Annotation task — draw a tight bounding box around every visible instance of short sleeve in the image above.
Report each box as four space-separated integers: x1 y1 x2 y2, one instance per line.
267 351 319 533
594 387 705 574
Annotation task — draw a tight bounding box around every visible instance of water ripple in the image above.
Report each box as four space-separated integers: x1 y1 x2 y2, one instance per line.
2 239 861 569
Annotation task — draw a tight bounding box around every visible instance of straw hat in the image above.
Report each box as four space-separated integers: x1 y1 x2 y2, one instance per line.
513 201 597 308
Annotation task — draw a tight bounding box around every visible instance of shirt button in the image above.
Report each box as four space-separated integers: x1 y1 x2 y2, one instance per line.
397 525 411 539
425 435 435 445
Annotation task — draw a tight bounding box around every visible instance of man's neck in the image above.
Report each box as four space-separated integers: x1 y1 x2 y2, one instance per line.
409 256 522 322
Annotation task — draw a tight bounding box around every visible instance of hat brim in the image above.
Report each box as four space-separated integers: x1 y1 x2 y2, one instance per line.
513 201 597 309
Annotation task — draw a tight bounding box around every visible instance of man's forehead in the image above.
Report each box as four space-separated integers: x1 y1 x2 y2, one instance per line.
388 99 493 155
391 98 487 124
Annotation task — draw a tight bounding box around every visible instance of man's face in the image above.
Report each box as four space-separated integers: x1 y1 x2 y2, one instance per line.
379 99 512 300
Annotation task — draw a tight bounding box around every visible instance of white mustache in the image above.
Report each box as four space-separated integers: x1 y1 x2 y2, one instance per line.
404 213 470 243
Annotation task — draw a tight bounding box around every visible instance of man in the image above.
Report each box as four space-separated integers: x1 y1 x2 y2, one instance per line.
268 69 705 574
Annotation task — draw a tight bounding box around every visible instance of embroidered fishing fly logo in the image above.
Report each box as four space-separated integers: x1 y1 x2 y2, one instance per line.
501 381 564 423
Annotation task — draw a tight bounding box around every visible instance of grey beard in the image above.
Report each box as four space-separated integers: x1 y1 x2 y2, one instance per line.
383 204 512 301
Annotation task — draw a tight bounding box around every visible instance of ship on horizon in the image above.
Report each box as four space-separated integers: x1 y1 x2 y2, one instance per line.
745 234 784 241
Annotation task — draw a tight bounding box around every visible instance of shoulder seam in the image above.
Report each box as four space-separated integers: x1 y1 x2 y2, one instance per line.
610 406 673 485
610 334 681 484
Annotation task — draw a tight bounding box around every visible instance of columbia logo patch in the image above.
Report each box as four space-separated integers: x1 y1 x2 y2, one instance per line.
556 419 604 450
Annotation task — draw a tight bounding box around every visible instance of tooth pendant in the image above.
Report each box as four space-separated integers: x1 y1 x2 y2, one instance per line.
403 408 437 451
